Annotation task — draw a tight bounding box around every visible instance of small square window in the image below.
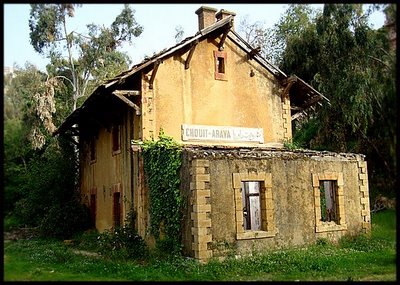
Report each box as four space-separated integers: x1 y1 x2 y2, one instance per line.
217 57 225 74
214 50 227 81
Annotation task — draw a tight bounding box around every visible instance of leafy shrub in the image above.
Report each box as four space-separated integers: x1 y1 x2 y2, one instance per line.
316 238 330 246
39 200 92 239
73 229 101 251
97 210 148 260
13 136 92 238
283 139 302 150
98 227 147 260
338 233 384 252
4 214 20 232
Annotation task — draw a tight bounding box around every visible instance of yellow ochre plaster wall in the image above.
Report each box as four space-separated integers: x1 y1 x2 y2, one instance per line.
141 36 288 147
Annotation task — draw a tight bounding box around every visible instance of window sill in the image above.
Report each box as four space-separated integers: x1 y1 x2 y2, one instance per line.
316 222 347 233
236 230 277 240
214 73 227 81
112 149 121 156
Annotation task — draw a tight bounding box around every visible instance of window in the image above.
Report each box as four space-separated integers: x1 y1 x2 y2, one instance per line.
312 172 347 232
241 181 262 231
113 192 121 227
90 136 96 163
320 180 338 223
217 56 225 74
232 172 277 240
112 125 121 154
214 50 227 81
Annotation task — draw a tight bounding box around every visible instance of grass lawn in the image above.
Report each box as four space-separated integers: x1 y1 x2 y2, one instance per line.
3 209 396 281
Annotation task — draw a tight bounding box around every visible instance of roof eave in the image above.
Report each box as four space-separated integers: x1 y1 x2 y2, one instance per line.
54 17 236 136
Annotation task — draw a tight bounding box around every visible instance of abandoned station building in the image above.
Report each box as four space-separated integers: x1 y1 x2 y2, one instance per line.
55 6 371 262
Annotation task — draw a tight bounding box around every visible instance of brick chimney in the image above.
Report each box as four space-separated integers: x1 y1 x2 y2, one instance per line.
216 9 236 30
195 6 218 30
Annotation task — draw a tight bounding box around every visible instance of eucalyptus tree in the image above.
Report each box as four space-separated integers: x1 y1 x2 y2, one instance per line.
282 3 396 194
29 3 143 111
174 25 184 43
239 4 396 194
28 4 143 150
238 4 319 66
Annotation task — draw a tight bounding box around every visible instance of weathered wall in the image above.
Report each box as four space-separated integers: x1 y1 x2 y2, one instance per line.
181 147 371 261
140 34 288 147
79 107 137 232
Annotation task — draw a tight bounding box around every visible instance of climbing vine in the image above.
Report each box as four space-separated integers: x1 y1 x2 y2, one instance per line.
141 130 183 254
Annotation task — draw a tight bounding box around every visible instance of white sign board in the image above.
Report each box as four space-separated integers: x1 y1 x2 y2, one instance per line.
182 124 264 144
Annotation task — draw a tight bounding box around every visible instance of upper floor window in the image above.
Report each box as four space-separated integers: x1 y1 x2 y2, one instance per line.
112 125 121 155
214 50 227 81
90 136 96 163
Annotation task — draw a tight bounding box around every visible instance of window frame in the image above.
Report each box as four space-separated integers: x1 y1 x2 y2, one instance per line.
112 124 121 155
312 172 347 233
213 50 227 81
241 181 262 231
232 172 277 240
89 136 96 164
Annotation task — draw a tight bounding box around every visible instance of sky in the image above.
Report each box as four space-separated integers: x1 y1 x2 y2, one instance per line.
3 4 385 72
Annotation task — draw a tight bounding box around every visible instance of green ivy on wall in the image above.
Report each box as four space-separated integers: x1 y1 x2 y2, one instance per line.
141 130 183 254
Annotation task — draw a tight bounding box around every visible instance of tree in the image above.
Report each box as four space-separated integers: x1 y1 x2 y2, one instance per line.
4 65 91 236
27 4 143 149
29 4 143 111
174 25 184 43
238 16 275 64
240 4 396 195
281 4 396 195
3 4 146 236
238 4 319 65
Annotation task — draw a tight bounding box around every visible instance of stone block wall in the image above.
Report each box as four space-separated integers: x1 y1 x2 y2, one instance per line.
181 146 371 262
189 159 213 262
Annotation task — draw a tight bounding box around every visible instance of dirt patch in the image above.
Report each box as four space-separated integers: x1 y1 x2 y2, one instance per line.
4 228 39 241
72 249 100 258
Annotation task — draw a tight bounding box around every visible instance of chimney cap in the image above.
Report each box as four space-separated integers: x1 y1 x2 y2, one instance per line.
195 6 218 15
216 9 236 18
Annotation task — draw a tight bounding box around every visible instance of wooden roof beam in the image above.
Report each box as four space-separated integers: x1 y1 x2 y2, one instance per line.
185 40 198 69
218 23 232 51
282 76 297 99
291 111 306 121
301 95 323 109
113 90 141 96
149 59 161 89
112 91 142 115
247 46 261 60
65 135 79 146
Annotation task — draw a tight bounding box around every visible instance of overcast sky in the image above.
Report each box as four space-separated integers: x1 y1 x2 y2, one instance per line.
3 4 385 72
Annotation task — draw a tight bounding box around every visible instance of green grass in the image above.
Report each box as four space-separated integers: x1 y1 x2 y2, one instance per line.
4 209 396 281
